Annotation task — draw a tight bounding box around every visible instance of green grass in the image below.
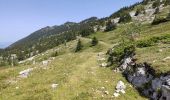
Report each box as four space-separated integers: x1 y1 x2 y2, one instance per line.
0 38 147 100
1 16 170 100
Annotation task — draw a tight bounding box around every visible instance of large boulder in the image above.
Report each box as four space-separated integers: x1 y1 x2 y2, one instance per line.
131 74 153 87
121 57 132 70
152 78 162 91
19 68 34 78
160 85 170 100
116 81 126 92
136 67 146 76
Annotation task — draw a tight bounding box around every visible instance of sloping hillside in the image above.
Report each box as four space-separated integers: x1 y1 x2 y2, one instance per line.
0 0 170 100
0 38 147 100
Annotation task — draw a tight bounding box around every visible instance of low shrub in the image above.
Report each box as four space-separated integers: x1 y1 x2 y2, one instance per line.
152 17 168 25
107 43 135 66
136 34 170 48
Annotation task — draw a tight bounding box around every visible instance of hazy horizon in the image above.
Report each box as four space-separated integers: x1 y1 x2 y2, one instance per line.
0 0 142 48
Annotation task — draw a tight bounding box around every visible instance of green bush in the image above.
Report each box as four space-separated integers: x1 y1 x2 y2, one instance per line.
107 43 135 66
118 12 132 23
136 34 170 48
152 16 168 25
51 51 58 57
91 37 98 46
137 39 155 48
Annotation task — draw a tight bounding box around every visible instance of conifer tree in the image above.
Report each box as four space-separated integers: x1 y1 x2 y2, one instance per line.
75 39 83 52
91 37 98 46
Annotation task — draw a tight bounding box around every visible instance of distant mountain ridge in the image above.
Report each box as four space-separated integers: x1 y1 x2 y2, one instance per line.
1 0 170 61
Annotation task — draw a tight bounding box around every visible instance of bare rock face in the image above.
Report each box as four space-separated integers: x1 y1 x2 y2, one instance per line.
152 78 162 91
120 57 132 70
129 11 136 17
132 75 153 87
99 26 106 32
160 85 170 100
136 67 146 76
19 68 34 78
111 17 120 24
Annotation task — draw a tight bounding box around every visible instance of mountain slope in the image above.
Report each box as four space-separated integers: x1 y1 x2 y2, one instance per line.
0 38 147 100
0 0 170 99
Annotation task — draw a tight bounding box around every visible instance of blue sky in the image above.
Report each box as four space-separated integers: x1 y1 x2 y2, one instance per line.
0 0 142 44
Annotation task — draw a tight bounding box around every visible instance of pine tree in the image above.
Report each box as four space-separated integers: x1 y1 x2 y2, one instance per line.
91 37 98 46
154 7 159 14
75 39 83 52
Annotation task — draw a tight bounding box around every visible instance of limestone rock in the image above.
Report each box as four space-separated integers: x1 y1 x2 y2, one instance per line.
136 67 146 76
113 92 120 97
116 81 126 91
121 57 132 70
51 84 58 89
160 85 170 100
19 68 34 78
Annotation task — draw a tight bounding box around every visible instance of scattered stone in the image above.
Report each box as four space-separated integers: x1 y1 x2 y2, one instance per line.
120 90 125 94
113 92 120 97
101 95 104 97
19 68 34 78
104 91 109 95
101 63 107 67
49 57 55 60
153 60 157 63
97 58 106 61
51 84 58 89
6 79 17 84
101 87 105 90
16 87 19 89
42 60 49 66
129 84 133 88
159 49 163 52
113 81 126 97
114 68 120 73
163 56 170 61
116 81 126 91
